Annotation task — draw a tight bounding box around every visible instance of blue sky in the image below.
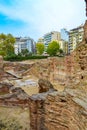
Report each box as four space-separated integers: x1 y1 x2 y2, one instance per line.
0 0 86 41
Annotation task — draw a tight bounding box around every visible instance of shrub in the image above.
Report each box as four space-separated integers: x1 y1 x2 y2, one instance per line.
4 55 48 61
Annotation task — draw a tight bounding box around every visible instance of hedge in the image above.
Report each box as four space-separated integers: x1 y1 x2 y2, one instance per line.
4 55 48 61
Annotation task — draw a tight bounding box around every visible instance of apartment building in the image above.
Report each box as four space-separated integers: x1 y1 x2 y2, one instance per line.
60 28 69 54
59 40 68 55
44 31 61 47
14 37 36 55
68 25 84 53
61 28 69 42
37 38 44 43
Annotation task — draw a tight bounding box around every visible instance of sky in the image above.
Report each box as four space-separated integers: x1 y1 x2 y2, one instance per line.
0 0 86 41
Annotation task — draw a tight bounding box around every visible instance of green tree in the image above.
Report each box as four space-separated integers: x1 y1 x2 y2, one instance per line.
21 49 30 57
36 43 45 55
59 49 63 54
47 41 60 56
0 33 15 56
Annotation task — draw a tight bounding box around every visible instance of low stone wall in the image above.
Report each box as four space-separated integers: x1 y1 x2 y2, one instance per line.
29 93 48 130
45 90 87 130
3 55 76 87
29 89 87 130
0 83 29 108
0 82 30 130
4 61 34 73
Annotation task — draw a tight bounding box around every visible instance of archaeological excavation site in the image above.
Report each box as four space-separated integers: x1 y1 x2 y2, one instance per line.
0 1 87 130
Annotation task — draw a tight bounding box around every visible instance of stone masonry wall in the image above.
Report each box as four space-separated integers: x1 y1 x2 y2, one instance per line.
29 89 87 130
45 91 87 130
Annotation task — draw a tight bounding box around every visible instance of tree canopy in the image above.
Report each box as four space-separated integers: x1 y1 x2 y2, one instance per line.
36 43 45 55
21 49 30 56
47 41 60 56
0 33 15 56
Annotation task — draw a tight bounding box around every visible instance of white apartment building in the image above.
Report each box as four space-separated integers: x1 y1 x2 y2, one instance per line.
14 37 35 55
68 24 84 53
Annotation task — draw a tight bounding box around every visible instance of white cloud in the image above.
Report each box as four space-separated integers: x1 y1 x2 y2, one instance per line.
0 0 86 40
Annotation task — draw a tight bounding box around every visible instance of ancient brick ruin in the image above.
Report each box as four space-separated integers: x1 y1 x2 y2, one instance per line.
0 2 87 129
0 30 87 129
0 33 87 130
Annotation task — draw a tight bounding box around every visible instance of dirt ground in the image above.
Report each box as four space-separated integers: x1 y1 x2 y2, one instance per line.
0 106 30 130
11 75 64 96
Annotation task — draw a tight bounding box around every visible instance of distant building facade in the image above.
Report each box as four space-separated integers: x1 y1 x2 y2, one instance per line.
61 28 69 42
59 40 68 55
42 31 69 54
44 31 61 47
60 28 69 54
37 38 44 43
68 25 84 53
14 37 36 55
36 25 84 55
